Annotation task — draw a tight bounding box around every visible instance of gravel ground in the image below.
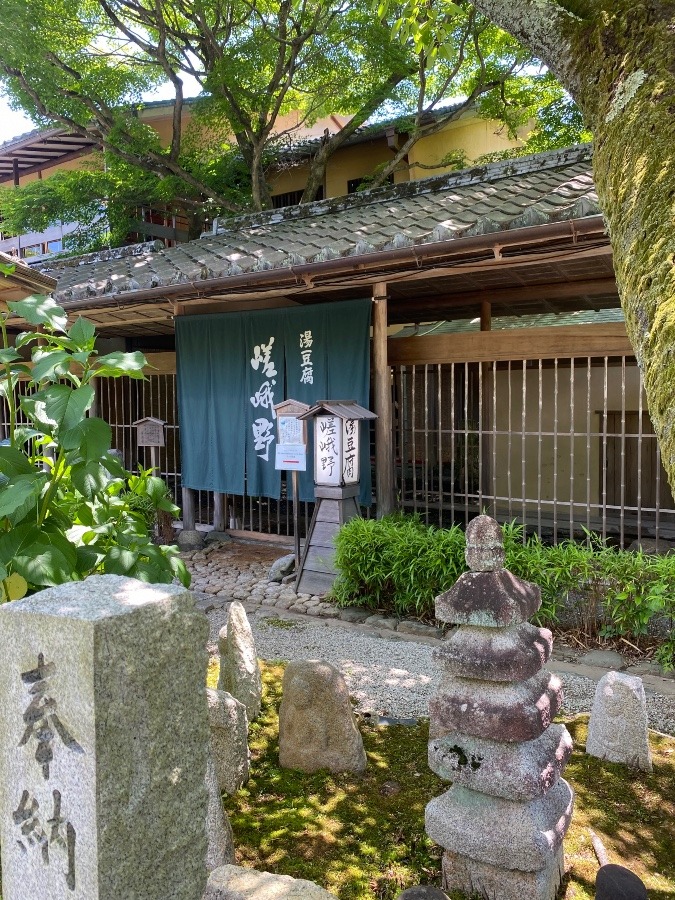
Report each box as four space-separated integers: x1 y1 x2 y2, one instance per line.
207 607 675 736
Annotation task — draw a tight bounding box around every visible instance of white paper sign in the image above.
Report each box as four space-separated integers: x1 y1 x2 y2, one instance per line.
275 444 307 471
342 418 359 483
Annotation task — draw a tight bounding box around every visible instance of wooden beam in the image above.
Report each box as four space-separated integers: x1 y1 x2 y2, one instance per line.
142 352 177 376
373 283 394 518
387 323 634 366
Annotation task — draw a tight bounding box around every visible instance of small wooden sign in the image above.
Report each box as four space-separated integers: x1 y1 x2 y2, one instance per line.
133 417 166 447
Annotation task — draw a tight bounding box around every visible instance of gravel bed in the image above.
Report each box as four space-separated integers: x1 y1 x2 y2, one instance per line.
207 608 675 736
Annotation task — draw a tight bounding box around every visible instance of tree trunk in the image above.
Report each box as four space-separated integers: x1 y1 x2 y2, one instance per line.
472 0 675 490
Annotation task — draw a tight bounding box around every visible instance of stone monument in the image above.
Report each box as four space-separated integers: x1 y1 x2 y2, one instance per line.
207 687 250 794
279 660 367 774
586 671 653 772
425 515 574 900
0 575 210 900
217 601 262 722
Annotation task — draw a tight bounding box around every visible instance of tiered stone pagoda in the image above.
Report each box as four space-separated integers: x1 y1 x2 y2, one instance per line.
425 515 574 900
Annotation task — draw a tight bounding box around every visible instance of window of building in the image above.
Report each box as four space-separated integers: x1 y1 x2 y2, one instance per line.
271 186 324 209
20 244 43 259
46 240 63 254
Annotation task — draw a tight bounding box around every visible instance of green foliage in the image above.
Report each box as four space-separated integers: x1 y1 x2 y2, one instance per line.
0 294 189 601
332 514 465 617
333 515 675 669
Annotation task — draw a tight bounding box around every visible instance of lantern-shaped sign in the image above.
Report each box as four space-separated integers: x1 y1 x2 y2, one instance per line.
295 400 377 597
298 400 376 488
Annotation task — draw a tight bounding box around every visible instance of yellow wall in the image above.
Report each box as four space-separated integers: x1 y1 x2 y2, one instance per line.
409 114 526 176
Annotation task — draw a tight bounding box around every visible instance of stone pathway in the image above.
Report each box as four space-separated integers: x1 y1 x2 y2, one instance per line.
183 538 442 640
182 537 675 705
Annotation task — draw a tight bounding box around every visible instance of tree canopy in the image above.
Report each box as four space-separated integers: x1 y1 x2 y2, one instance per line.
0 0 588 248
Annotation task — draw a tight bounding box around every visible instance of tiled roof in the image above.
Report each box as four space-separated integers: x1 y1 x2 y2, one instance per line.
394 307 624 337
43 145 599 305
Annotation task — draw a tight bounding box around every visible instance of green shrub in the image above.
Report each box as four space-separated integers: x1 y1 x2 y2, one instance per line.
332 515 675 670
0 294 189 601
332 514 465 618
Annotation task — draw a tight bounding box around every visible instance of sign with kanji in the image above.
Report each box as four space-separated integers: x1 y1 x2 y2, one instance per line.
134 417 165 448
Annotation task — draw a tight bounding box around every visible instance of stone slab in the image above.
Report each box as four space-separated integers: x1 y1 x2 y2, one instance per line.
428 723 573 801
203 864 337 899
586 671 653 772
441 844 565 900
337 607 373 623
435 570 541 627
435 622 552 682
578 649 626 670
0 575 210 900
207 688 250 795
429 669 563 742
425 779 573 872
205 755 235 872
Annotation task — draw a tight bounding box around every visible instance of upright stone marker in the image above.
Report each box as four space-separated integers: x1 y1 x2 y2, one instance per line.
0 575 210 900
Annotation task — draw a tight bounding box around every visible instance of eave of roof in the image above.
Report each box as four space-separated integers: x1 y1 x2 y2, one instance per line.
0 252 57 305
38 145 602 314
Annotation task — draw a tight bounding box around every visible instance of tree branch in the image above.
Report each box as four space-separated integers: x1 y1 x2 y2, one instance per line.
470 0 585 99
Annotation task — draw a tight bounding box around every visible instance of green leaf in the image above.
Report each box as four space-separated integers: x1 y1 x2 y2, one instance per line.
70 460 109 499
61 417 112 462
0 348 22 364
0 474 42 521
0 445 35 477
103 546 138 575
94 351 147 379
75 545 101 574
7 295 68 332
68 317 96 347
12 426 42 448
31 350 72 383
15 331 38 349
21 384 94 435
0 523 75 586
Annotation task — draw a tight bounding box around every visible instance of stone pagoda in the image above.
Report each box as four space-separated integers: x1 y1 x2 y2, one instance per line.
425 515 574 900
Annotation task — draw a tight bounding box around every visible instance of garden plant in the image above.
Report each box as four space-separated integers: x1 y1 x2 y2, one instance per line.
332 515 675 671
0 292 189 602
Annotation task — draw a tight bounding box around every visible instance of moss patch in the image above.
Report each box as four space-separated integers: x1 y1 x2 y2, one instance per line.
224 664 675 900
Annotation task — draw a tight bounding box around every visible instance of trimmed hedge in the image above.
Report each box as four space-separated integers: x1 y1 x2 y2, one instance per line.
331 515 675 670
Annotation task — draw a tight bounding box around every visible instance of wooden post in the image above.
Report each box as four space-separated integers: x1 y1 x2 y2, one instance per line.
480 299 492 332
181 486 196 531
213 492 226 531
373 283 394 518
292 471 301 570
480 300 492 511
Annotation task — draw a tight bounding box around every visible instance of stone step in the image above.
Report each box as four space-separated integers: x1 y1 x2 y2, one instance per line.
435 622 552 682
429 669 563 742
428 723 573 801
435 570 541 627
425 778 574 872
